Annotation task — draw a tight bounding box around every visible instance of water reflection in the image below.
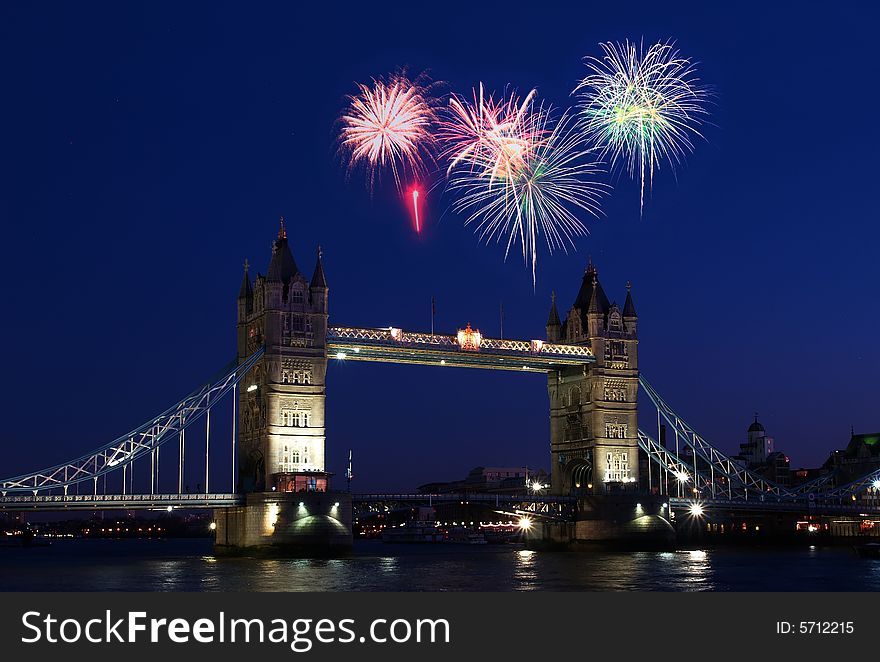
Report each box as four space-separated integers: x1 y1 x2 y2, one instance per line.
2 539 879 592
514 549 538 591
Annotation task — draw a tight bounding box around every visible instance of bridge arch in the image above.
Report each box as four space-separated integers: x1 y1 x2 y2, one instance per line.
561 456 593 496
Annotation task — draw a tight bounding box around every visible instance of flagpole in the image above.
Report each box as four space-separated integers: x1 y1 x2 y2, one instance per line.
500 302 504 339
431 296 435 336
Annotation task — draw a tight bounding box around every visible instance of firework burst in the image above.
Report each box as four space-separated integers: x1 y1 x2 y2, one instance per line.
445 94 607 284
339 72 438 192
439 84 541 182
573 40 709 212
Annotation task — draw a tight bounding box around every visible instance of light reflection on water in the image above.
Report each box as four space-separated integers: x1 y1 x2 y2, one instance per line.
2 539 879 592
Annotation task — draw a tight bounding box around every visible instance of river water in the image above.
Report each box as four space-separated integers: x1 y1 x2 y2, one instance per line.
1 539 878 591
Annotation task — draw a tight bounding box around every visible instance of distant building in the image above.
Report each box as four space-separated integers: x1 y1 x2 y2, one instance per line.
417 467 549 495
733 416 790 486
734 416 774 467
825 432 880 485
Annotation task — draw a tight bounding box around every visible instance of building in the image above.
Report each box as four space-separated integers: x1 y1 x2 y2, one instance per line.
546 262 639 495
417 467 549 495
733 416 790 486
734 416 774 467
236 220 330 493
825 432 880 485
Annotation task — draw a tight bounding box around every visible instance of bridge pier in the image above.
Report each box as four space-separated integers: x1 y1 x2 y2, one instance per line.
214 491 352 556
531 494 675 550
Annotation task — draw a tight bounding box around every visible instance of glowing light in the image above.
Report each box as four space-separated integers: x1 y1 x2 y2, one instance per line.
335 352 347 360
518 517 533 530
530 480 545 492
689 503 704 517
456 323 483 351
873 480 880 490
339 71 438 193
209 522 217 531
411 188 422 233
166 506 173 513
675 471 689 483
445 93 607 284
573 39 710 213
246 384 258 393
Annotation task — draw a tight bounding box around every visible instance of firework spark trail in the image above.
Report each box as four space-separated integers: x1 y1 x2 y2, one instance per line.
339 72 438 192
573 40 709 212
411 189 421 232
438 84 542 184
445 98 608 284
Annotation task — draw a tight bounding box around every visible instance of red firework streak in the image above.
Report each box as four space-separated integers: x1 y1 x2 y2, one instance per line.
409 187 422 233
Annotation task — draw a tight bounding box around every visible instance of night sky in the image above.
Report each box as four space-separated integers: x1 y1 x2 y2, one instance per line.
1 2 877 493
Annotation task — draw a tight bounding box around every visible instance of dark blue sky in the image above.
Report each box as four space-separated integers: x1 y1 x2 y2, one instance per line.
1 2 877 492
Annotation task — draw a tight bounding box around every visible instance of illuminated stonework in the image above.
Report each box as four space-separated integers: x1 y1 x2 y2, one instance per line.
546 263 639 495
237 223 329 493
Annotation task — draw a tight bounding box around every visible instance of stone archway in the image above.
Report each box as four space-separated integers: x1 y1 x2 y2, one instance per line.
560 455 593 496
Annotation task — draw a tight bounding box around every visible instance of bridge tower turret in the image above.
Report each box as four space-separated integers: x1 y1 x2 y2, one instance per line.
236 219 329 494
548 262 639 495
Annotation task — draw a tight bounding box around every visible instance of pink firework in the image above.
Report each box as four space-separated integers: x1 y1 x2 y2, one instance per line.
438 84 544 183
339 72 438 191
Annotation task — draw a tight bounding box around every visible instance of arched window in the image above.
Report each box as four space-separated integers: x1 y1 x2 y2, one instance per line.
569 386 581 407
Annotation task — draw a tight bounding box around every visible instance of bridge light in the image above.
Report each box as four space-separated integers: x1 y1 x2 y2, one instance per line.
166 506 173 512
675 471 690 483
209 522 217 531
335 352 347 360
246 384 258 393
873 480 880 490
440 360 446 365
518 517 533 531
353 347 360 353
689 503 704 517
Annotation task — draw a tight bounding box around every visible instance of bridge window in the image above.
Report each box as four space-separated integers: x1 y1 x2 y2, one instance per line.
280 444 303 472
281 370 291 384
292 315 304 332
568 386 581 407
604 451 629 482
293 369 312 385
280 410 309 427
605 423 627 439
291 288 304 305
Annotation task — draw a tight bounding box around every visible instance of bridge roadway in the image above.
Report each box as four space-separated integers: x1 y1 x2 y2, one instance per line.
326 326 594 371
3 492 879 518
0 492 576 512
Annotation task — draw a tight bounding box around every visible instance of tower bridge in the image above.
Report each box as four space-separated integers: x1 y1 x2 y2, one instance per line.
3 223 880 551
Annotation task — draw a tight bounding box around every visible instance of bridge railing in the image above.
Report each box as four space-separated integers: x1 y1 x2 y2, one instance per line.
328 326 593 359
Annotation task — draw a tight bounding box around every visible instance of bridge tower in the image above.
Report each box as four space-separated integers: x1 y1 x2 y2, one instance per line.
546 262 639 495
236 219 330 494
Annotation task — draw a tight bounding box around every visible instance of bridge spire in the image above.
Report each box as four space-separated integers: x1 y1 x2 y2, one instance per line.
311 246 327 290
547 291 561 328
238 259 253 300
623 281 637 318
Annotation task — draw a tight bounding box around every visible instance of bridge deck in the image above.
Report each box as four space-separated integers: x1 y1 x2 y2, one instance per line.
0 494 242 511
327 327 594 372
668 497 880 515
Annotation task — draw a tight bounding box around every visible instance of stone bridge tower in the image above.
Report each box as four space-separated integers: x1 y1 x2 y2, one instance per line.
236 220 329 493
546 262 639 495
